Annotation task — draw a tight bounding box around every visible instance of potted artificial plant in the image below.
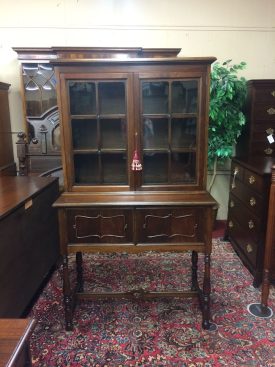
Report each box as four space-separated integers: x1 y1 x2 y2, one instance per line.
208 59 247 192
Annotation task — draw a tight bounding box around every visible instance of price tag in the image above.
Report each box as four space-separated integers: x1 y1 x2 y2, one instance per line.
267 134 275 144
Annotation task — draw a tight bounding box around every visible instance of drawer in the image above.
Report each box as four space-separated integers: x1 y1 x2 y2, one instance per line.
250 143 275 157
227 216 258 268
243 168 265 193
135 207 201 243
230 179 263 216
252 85 275 103
253 103 275 121
228 194 261 242
66 208 133 244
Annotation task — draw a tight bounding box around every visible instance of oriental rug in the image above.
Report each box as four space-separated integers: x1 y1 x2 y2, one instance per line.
29 239 275 367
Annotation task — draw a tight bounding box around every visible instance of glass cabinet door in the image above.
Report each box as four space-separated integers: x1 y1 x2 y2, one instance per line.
68 80 128 186
141 79 198 185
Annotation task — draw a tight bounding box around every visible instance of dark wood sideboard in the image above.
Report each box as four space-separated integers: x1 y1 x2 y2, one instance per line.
0 176 60 317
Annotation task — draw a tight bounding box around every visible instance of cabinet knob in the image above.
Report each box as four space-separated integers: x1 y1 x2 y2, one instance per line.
248 220 254 229
230 200 235 208
248 175 256 184
249 197 256 207
271 91 275 97
246 244 253 253
266 128 274 135
228 220 234 228
264 148 273 155
267 107 275 115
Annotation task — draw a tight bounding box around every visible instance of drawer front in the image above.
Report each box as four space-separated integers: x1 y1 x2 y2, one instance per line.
249 142 275 157
243 168 265 194
136 207 201 243
67 209 133 243
253 103 275 121
227 216 258 268
252 84 275 103
231 178 263 216
228 194 261 242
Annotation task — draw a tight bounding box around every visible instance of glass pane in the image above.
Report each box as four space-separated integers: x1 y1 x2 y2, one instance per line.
23 63 57 117
99 82 125 114
143 117 168 149
69 82 96 115
171 118 197 148
172 80 198 113
142 81 169 114
143 153 168 184
171 152 196 183
102 153 127 184
101 118 127 149
74 154 99 184
72 119 97 149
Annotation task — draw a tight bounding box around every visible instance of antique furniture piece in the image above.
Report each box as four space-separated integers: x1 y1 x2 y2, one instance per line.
236 79 275 158
226 79 275 286
13 48 62 175
0 176 59 317
51 47 217 331
0 82 16 176
226 156 275 286
248 165 275 318
0 318 35 367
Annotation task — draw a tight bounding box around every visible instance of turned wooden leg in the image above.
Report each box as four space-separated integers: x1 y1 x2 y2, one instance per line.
62 254 74 331
202 253 211 330
191 251 198 291
76 251 84 292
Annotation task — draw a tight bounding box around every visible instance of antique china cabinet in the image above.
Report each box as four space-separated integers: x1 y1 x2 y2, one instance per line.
49 47 217 330
13 48 62 175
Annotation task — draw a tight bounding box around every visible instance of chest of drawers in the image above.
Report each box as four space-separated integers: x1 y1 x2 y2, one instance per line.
226 156 275 286
236 80 275 158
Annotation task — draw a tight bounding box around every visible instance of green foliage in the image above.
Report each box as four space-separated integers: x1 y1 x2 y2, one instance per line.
208 60 247 168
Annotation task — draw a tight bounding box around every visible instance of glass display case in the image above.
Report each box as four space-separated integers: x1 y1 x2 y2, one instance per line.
50 47 217 331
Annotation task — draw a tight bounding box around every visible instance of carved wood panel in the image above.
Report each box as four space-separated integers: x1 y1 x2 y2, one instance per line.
67 209 133 243
136 208 200 243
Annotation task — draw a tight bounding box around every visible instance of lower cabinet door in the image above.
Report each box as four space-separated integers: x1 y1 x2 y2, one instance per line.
66 208 133 243
136 207 200 243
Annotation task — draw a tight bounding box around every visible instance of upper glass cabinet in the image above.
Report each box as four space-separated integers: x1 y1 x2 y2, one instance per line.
141 79 198 185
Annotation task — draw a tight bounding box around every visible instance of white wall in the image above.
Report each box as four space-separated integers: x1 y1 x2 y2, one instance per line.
0 0 274 218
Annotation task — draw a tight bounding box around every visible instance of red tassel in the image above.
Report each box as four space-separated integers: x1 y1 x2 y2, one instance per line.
131 149 142 171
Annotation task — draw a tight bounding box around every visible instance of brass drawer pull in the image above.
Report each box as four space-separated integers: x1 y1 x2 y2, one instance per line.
248 220 254 229
249 197 256 207
248 175 255 184
267 107 275 115
228 220 234 228
231 167 239 189
266 128 274 135
246 244 253 253
264 148 273 155
271 91 275 97
230 200 235 208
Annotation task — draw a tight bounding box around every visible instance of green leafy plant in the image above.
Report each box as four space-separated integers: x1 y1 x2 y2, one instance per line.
208 59 247 191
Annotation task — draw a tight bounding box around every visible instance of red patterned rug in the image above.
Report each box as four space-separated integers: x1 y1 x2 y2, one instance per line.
29 239 275 367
